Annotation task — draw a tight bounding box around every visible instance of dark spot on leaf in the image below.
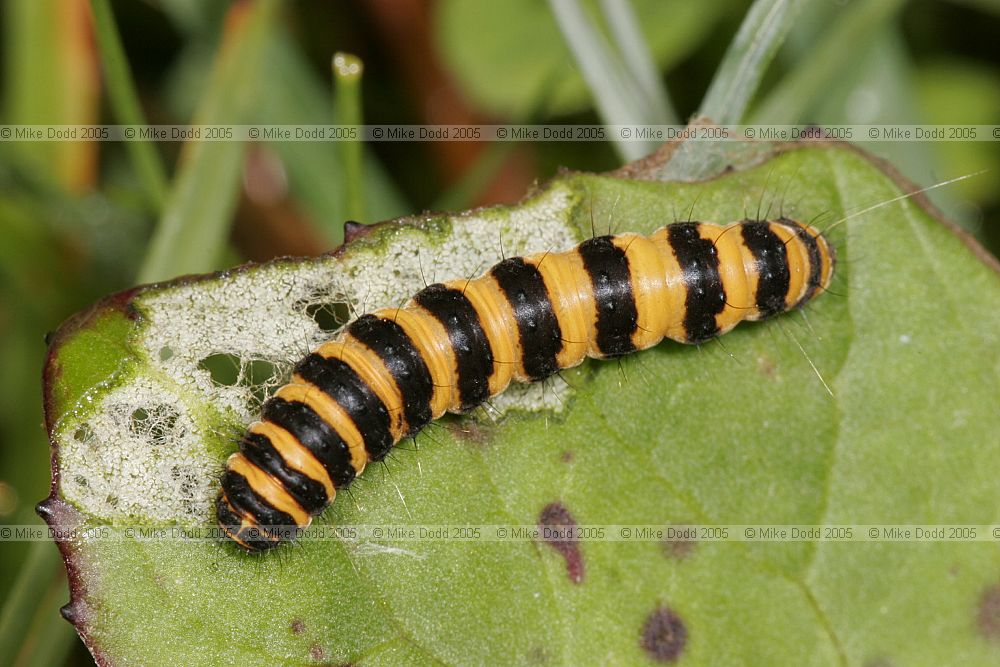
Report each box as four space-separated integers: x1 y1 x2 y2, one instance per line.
526 644 552 664
309 644 325 661
977 583 1000 641
456 419 496 448
560 450 574 463
863 658 896 667
291 618 305 634
538 502 584 584
757 355 776 379
660 524 698 561
641 605 687 663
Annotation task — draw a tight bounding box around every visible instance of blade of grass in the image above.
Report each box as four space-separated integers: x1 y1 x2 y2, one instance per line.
547 0 656 161
699 0 809 124
89 0 169 209
2 0 99 192
252 27 408 245
333 52 366 223
0 542 64 665
139 0 280 283
20 561 79 667
598 0 677 125
749 0 908 124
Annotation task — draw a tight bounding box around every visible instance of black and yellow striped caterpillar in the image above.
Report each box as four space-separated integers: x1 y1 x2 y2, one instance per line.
216 217 835 551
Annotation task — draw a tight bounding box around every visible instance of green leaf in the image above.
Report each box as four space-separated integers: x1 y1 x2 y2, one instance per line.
41 144 1000 666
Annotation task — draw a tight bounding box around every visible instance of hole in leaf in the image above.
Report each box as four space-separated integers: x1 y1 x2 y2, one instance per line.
245 359 281 407
304 300 352 332
198 353 282 410
73 424 94 443
158 346 174 361
128 405 181 447
199 353 242 387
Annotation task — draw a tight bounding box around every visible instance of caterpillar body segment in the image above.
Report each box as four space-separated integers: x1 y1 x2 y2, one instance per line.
217 218 835 551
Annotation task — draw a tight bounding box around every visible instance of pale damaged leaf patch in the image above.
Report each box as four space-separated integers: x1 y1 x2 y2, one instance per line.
52 184 578 525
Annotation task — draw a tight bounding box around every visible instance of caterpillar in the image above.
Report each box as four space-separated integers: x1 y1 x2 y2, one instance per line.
216 217 835 551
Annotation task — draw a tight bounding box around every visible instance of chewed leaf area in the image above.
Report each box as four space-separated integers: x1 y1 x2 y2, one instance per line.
46 183 579 527
41 146 1000 666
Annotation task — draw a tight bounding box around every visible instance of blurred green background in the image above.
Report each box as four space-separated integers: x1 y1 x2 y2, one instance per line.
1 0 998 664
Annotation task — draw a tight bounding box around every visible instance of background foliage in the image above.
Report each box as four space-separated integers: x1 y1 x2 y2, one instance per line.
1 0 998 664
